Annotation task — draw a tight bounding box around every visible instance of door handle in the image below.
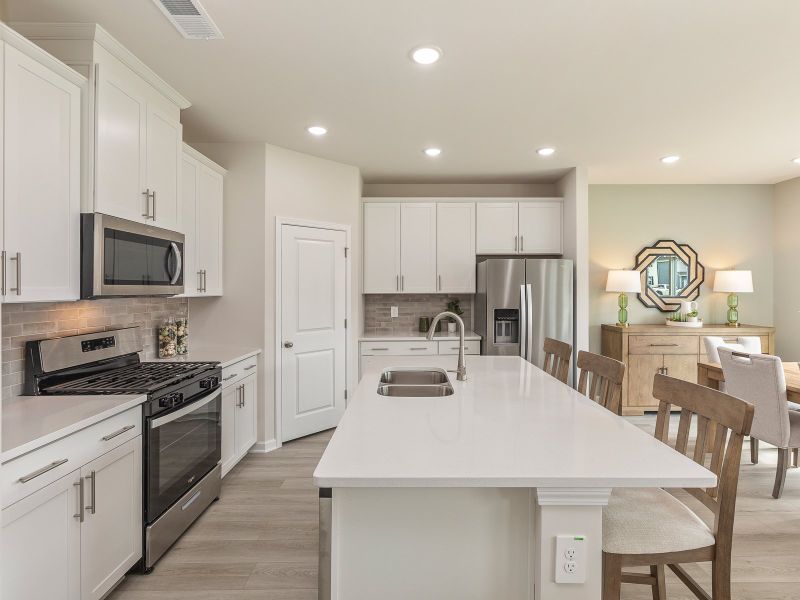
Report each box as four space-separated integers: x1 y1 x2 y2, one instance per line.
74 478 85 522
9 252 21 295
1 250 6 296
142 189 154 219
152 190 157 220
283 341 294 348
514 235 518 252
401 275 404 291
85 470 96 514
101 424 135 441
198 270 203 293
438 274 442 291
396 275 399 291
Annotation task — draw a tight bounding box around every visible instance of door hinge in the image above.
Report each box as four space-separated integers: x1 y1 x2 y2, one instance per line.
344 247 349 258
344 389 348 400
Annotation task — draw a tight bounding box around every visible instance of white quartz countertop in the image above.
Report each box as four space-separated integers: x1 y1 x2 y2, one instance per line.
360 330 481 342
152 344 261 368
2 394 147 463
313 356 716 489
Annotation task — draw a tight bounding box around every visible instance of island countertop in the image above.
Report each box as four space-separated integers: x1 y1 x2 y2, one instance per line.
313 355 715 489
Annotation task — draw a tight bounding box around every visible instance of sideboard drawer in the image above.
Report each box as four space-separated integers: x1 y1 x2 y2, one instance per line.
629 335 697 355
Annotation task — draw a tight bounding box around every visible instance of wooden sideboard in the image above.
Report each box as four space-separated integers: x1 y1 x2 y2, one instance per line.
601 324 775 415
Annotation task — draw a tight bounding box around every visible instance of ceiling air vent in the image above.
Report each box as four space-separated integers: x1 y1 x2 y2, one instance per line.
153 0 223 40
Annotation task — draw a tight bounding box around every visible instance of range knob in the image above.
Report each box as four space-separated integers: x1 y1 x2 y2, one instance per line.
158 396 173 408
170 393 183 405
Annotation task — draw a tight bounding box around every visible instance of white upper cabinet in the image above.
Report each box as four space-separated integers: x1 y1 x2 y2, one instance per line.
11 24 191 232
476 202 519 254
182 145 225 297
518 201 562 254
476 200 563 255
2 36 83 303
436 203 475 293
363 203 401 293
399 203 437 293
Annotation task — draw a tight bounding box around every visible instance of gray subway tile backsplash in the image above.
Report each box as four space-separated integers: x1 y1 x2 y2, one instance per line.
364 294 474 336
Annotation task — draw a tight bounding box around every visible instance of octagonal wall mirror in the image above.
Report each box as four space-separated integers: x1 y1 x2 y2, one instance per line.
634 240 704 312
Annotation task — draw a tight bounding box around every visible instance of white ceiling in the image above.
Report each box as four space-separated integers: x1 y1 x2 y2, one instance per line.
3 0 800 184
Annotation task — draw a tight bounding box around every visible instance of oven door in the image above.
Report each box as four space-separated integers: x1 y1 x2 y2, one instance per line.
145 389 221 522
82 213 184 298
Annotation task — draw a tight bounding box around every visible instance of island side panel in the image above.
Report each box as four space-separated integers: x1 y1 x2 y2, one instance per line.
331 487 531 600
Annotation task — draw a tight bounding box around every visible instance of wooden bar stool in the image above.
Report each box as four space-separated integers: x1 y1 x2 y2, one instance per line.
602 374 754 600
576 351 625 415
542 337 572 384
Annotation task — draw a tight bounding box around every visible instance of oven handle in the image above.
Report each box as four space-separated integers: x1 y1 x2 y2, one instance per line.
150 390 220 429
168 242 182 285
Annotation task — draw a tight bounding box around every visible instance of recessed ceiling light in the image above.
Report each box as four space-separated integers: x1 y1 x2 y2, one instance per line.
410 46 443 65
792 157 800 165
661 155 680 164
537 147 556 157
423 147 442 157
307 125 327 136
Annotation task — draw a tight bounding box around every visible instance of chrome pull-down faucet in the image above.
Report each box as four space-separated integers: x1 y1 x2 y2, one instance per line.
427 311 467 381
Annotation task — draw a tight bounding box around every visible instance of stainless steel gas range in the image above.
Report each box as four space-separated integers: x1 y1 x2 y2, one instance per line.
24 327 222 571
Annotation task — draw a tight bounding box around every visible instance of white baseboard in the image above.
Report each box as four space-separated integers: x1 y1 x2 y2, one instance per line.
249 438 279 453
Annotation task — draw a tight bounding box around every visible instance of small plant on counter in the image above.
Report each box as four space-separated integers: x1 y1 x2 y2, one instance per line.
668 311 685 322
446 298 464 321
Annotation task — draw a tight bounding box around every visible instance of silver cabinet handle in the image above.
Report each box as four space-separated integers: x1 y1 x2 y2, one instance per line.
152 189 157 220
74 478 85 522
649 343 679 347
283 341 294 348
244 364 256 371
198 270 202 293
85 470 96 514
514 235 518 252
223 373 238 381
18 458 68 483
401 275 404 291
9 252 21 295
520 236 524 252
240 384 246 408
203 270 208 293
370 347 389 351
142 189 153 219
101 424 135 441
201 270 206 292
1 250 6 296
396 275 399 291
438 275 442 291
409 347 428 351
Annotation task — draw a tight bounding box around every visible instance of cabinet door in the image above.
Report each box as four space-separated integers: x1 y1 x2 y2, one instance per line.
95 63 148 223
627 354 663 409
663 354 699 385
236 374 258 458
518 201 562 254
399 203 437 293
436 203 475 293
221 384 238 477
181 156 200 296
4 45 81 303
363 203 400 293
2 470 81 600
475 203 519 254
146 104 183 230
197 165 224 295
80 437 142 600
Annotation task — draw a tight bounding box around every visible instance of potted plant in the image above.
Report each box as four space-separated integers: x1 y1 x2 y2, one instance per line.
445 298 464 333
686 310 699 323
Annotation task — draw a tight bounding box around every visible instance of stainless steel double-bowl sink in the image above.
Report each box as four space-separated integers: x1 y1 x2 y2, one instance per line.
376 368 454 397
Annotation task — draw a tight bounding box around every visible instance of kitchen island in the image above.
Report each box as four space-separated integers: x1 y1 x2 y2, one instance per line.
313 355 715 600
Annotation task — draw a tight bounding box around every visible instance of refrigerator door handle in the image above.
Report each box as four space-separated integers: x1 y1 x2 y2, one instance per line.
519 284 527 360
525 283 534 364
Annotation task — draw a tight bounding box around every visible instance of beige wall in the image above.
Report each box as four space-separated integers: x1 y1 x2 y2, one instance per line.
589 185 775 353
774 176 800 358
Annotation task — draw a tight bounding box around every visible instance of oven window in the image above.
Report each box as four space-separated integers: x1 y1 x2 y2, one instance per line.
103 229 183 286
147 393 220 520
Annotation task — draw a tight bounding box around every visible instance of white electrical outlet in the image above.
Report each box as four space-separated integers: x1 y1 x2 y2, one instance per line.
390 306 399 318
555 535 586 584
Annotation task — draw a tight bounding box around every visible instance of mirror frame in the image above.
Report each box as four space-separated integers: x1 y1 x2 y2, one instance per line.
634 239 705 312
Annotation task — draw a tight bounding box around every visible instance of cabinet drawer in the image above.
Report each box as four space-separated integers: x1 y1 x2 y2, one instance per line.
222 355 259 389
437 340 481 355
2 406 141 509
629 335 697 355
360 341 437 356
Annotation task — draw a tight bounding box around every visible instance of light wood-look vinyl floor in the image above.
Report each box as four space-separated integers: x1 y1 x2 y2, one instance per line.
110 417 800 599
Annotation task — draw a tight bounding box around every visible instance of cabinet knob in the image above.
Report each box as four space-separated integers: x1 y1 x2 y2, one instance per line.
283 341 294 348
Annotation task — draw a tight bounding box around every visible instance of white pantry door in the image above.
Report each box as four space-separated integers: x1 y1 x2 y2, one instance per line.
280 225 347 441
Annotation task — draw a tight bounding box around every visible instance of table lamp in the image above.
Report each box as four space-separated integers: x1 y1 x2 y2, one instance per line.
606 270 642 327
713 270 753 327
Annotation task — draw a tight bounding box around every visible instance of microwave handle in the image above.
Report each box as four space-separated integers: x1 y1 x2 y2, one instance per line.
168 242 182 285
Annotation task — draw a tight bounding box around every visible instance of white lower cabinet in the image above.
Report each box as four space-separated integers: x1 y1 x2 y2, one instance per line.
221 356 259 477
1 410 142 600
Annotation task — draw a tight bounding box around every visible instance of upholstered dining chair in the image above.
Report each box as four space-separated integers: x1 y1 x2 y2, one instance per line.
718 348 800 498
575 351 625 415
542 337 572 384
602 374 754 600
703 336 762 364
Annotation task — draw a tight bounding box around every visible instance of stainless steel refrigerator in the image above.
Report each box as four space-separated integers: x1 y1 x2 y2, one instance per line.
475 258 573 368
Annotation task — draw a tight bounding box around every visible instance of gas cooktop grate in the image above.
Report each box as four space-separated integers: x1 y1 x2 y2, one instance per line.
42 361 218 394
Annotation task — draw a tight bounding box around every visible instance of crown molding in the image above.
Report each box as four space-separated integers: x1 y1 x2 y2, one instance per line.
183 143 228 175
0 22 87 86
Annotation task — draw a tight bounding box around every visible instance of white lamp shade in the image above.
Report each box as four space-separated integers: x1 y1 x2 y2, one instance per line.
606 270 641 293
713 270 753 293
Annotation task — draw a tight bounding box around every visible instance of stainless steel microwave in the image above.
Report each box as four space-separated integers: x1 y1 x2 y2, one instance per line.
81 213 184 298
